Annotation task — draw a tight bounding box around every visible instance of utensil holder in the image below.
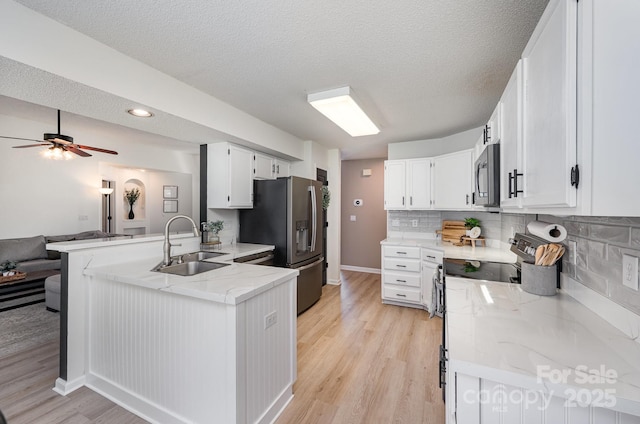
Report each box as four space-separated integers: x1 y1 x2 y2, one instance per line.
521 262 557 296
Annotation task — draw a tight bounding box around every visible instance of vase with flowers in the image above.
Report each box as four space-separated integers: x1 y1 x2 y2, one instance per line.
124 188 141 219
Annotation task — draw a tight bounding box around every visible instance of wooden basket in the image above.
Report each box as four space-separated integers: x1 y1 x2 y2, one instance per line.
0 271 27 284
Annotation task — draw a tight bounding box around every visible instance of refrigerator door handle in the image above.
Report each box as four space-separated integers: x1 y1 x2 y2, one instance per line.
295 257 324 272
309 185 317 252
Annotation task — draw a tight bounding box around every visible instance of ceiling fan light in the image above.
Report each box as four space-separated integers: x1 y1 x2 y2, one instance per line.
307 86 379 137
127 108 153 118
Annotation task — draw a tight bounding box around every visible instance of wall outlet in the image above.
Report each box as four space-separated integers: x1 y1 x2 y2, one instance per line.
569 241 577 265
622 254 639 291
350 215 357 222
391 219 400 227
411 219 418 227
264 311 277 329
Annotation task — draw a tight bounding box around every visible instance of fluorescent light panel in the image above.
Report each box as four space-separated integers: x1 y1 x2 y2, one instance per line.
307 86 379 137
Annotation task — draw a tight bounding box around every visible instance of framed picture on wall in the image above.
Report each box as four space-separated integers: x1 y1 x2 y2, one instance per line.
163 200 178 213
163 185 178 199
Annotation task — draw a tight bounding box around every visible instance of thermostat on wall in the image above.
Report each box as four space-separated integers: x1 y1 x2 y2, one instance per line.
353 199 363 207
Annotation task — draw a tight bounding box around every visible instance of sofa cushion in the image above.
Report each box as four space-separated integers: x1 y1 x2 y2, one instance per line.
16 258 61 273
0 235 47 263
46 234 77 259
74 230 110 240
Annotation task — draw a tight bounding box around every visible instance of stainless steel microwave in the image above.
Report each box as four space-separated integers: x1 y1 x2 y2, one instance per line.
474 143 500 207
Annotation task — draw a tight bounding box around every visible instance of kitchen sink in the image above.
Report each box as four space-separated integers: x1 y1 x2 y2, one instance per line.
181 251 229 262
153 260 230 276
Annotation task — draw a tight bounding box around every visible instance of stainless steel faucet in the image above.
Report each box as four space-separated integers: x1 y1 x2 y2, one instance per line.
163 215 200 266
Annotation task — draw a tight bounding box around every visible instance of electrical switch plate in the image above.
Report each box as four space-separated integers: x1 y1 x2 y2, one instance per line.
264 311 277 329
411 219 418 227
350 215 356 221
622 254 639 291
391 219 400 227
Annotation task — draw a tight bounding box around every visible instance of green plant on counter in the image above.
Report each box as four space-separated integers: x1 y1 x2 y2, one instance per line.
464 217 481 229
206 220 224 235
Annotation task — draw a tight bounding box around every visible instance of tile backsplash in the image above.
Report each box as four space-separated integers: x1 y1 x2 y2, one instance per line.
387 210 640 316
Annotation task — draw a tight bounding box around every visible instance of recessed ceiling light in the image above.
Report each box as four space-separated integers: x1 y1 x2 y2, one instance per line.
127 108 153 118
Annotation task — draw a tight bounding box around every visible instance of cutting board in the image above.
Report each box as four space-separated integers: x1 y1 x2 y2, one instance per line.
436 220 466 246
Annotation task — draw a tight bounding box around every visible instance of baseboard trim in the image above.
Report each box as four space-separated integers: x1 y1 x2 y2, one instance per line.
327 278 341 286
53 376 85 396
340 265 381 274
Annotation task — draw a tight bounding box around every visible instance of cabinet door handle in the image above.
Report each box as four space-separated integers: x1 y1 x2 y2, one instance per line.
402 196 405 206
513 168 523 197
466 194 470 205
508 171 513 198
410 196 413 206
277 164 280 174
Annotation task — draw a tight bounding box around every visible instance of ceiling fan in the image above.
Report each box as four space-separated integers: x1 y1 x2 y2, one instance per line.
1 109 118 158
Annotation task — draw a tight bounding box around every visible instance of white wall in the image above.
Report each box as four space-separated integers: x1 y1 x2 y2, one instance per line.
290 140 330 179
0 112 198 238
388 126 482 160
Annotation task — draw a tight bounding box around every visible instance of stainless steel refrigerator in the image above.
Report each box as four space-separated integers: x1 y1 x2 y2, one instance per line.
239 176 324 314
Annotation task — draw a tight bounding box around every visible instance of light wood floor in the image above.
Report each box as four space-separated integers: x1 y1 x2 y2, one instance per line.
0 271 444 423
277 271 444 424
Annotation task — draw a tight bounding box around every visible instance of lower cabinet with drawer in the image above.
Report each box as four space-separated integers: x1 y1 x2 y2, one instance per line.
381 245 423 308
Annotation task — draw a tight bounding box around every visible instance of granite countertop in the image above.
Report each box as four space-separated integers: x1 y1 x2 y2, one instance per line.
82 242 294 305
381 237 517 263
446 277 640 416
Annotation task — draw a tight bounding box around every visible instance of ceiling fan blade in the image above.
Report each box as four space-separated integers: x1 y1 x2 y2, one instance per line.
76 144 118 155
12 144 48 149
66 145 92 157
1 135 45 143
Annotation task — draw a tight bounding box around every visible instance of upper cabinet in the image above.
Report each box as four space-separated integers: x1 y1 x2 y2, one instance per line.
207 143 254 209
520 0 578 209
500 61 523 209
384 159 432 210
253 152 291 180
433 149 474 210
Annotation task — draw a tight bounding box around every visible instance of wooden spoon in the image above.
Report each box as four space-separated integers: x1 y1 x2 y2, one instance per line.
535 245 545 265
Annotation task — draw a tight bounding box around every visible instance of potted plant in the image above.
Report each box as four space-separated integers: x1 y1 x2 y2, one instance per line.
464 217 481 237
205 220 224 246
124 188 141 219
321 186 331 210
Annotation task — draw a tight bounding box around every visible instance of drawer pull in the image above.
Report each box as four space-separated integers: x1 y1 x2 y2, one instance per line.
396 293 407 297
396 279 407 283
396 264 407 268
426 255 436 260
396 251 407 255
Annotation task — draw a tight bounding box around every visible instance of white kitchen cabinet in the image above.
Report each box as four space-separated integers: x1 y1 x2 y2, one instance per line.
381 245 422 307
207 142 254 209
253 153 291 180
384 158 432 210
433 149 474 210
274 158 290 178
254 152 274 180
500 60 524 209
521 0 578 208
384 160 406 209
406 158 432 209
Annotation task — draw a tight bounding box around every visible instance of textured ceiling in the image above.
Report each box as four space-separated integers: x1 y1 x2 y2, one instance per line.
10 0 548 159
